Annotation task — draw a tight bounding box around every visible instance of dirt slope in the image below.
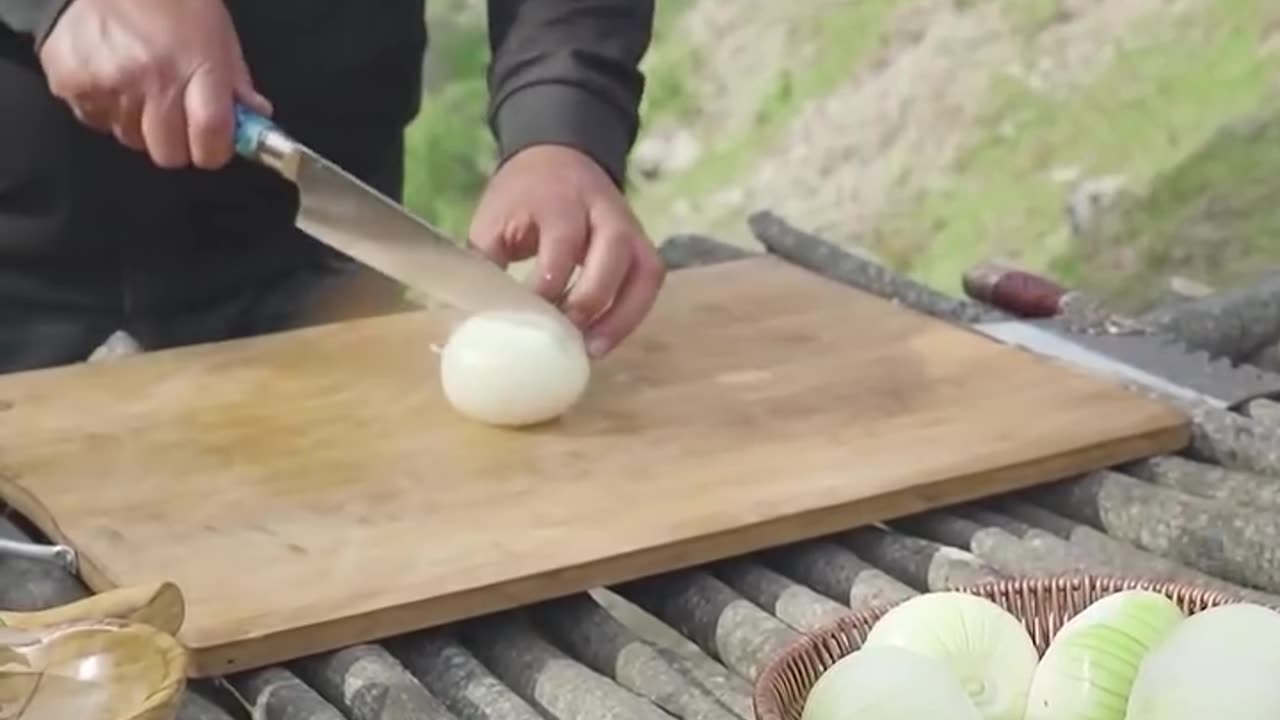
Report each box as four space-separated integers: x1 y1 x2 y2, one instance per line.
631 0 1280 305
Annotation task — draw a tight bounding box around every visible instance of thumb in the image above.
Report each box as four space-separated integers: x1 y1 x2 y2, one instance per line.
230 52 273 117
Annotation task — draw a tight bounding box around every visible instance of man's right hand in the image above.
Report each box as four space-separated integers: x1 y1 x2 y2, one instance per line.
38 0 273 170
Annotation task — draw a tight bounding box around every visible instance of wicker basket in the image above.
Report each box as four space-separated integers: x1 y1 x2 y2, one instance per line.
752 575 1243 720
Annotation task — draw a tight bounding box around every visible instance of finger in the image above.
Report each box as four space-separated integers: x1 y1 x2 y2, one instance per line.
468 210 535 270
71 102 113 133
184 66 236 169
467 220 513 269
66 89 115 132
230 48 274 117
529 213 587 304
583 241 665 357
232 80 273 118
560 221 632 328
111 93 145 151
140 86 190 169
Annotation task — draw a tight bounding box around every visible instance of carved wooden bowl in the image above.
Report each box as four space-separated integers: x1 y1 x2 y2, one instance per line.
0 582 189 720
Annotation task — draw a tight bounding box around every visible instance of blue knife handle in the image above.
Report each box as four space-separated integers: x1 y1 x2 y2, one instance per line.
233 102 276 160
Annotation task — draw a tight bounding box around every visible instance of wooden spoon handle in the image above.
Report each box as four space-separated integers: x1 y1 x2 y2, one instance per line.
0 582 185 636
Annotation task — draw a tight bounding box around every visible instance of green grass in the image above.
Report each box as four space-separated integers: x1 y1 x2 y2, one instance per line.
401 2 494 240
874 0 1277 298
400 0 1280 309
638 0 702 125
1001 0 1065 37
630 0 913 241
1058 106 1280 310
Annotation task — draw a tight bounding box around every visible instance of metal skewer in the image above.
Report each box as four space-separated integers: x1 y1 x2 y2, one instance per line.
0 538 77 574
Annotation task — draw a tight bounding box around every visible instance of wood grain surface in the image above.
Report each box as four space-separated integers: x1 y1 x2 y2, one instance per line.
0 256 1188 677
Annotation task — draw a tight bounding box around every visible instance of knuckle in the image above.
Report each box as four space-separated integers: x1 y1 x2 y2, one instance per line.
113 58 151 89
467 229 502 253
566 286 611 318
501 211 537 240
117 132 144 151
150 154 181 170
150 150 184 169
44 75 74 100
191 147 230 170
126 58 175 93
48 71 96 102
189 106 230 139
147 138 189 169
465 229 510 266
634 247 667 286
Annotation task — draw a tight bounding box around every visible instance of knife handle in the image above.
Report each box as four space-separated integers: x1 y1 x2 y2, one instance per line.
233 103 274 158
232 102 301 180
963 261 1072 318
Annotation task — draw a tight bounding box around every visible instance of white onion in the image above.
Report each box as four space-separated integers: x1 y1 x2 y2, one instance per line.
801 645 983 720
861 592 1038 720
439 310 591 427
1024 590 1186 720
1125 602 1280 720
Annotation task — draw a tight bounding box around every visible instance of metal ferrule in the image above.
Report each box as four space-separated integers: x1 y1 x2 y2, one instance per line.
252 128 304 182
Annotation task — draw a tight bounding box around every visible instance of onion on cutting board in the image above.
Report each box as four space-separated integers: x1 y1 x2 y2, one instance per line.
439 309 591 427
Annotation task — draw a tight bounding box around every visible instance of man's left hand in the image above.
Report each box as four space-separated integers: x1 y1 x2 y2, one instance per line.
468 144 665 358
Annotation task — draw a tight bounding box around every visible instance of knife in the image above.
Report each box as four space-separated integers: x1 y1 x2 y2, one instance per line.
961 265 1280 409
962 260 1146 332
231 104 571 330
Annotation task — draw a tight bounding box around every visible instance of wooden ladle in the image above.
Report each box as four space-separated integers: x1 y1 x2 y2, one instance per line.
0 583 189 720
0 583 184 637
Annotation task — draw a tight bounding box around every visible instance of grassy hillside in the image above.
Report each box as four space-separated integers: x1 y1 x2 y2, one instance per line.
401 0 494 237
402 0 1280 309
1062 106 1280 311
876 0 1280 301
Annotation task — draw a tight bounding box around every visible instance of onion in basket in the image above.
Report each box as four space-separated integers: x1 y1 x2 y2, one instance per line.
800 645 982 720
1023 589 1186 720
1125 602 1280 720
860 591 1038 720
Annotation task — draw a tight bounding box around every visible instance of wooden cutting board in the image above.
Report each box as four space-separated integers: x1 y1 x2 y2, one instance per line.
0 256 1188 677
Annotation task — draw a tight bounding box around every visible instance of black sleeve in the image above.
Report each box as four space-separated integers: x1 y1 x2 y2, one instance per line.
0 0 73 46
486 0 654 188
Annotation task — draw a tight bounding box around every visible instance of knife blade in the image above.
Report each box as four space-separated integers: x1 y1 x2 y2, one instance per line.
971 318 1280 409
231 104 570 330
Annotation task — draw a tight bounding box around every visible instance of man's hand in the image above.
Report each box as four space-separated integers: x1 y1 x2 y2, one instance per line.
469 144 665 358
39 0 272 169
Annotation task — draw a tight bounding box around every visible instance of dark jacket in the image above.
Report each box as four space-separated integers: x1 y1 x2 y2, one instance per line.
0 0 654 186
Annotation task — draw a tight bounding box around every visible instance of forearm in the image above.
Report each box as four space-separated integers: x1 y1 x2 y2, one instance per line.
486 0 654 188
0 0 73 46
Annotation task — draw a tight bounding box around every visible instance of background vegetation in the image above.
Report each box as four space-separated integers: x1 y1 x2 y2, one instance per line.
404 0 1280 311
